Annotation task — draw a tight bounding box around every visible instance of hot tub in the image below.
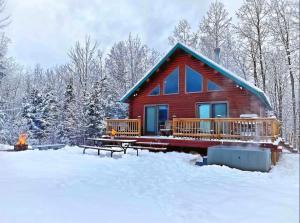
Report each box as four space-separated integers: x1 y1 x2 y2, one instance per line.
207 145 271 172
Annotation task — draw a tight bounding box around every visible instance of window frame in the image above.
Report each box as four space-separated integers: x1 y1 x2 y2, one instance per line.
163 67 179 95
185 65 203 94
148 85 160 96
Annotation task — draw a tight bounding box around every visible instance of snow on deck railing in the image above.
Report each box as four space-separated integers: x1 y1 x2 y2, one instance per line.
172 118 280 142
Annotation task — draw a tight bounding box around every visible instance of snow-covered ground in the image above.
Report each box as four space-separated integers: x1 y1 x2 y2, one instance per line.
0 145 299 223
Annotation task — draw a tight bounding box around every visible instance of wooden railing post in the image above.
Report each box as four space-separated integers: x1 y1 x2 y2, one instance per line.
137 116 141 136
172 118 177 136
172 115 177 137
271 119 278 142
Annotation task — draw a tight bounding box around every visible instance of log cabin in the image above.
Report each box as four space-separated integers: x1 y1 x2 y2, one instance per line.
105 42 280 156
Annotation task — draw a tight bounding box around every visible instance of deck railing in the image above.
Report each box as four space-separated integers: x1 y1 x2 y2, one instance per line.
172 118 280 142
105 117 280 142
105 119 141 136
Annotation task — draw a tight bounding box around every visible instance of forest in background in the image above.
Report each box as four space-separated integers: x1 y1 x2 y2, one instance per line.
0 0 299 145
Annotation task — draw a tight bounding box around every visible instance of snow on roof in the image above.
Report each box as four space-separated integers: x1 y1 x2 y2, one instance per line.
120 42 272 110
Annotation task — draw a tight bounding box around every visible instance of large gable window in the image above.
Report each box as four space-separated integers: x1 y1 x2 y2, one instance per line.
185 65 203 93
148 85 160 96
163 67 179 94
207 80 221 91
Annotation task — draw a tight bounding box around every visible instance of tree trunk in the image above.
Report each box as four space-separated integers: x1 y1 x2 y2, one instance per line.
257 25 266 91
286 49 297 147
251 50 259 87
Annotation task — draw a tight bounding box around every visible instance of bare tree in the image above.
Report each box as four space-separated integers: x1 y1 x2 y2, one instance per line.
67 36 98 96
168 19 198 48
265 48 288 122
106 33 160 97
235 0 270 91
198 0 232 61
270 0 299 140
0 0 9 29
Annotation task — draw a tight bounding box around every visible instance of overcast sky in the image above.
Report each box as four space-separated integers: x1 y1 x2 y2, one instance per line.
5 0 243 67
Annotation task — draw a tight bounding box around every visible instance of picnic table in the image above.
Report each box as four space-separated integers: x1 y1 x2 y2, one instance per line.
80 138 137 157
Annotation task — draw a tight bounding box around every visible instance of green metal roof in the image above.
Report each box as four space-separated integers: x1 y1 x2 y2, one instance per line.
120 42 272 110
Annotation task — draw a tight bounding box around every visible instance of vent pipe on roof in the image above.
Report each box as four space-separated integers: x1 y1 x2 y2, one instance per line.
214 47 221 64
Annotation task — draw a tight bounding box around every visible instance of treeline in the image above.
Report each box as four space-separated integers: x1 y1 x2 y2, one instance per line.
0 0 299 145
0 34 159 144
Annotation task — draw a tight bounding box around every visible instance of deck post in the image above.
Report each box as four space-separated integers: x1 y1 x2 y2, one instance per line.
137 116 141 136
271 119 279 142
172 116 177 137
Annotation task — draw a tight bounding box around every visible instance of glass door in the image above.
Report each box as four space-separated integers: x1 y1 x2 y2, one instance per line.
198 104 211 133
145 105 168 135
212 103 227 118
212 103 227 134
197 103 228 133
145 106 157 135
158 105 168 131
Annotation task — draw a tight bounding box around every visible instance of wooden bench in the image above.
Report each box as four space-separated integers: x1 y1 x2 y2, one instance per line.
79 145 124 157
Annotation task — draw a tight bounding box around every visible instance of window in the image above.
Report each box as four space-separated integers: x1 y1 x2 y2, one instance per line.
212 103 227 118
207 80 221 91
185 65 203 93
163 67 179 94
148 85 160 96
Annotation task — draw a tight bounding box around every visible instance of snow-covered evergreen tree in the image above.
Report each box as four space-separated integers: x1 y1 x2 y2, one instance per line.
84 81 105 137
22 88 48 144
60 79 78 142
41 87 59 143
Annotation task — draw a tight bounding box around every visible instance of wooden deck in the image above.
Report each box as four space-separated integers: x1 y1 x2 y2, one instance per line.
105 117 280 142
114 136 278 151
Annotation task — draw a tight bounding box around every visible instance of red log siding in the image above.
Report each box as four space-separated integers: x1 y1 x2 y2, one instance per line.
127 49 266 129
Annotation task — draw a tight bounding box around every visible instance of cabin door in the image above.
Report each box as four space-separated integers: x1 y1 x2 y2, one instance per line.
145 106 157 135
198 104 211 132
144 105 168 135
